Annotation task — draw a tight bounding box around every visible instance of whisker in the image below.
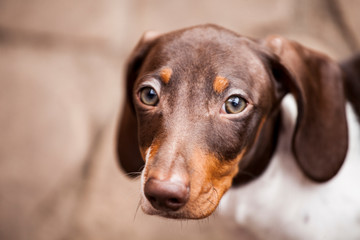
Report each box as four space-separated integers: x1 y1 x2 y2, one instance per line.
197 218 202 230
197 205 208 223
133 197 142 222
237 169 257 179
138 164 145 171
210 183 219 199
207 199 216 206
125 164 146 177
207 182 219 204
205 215 210 224
125 172 142 178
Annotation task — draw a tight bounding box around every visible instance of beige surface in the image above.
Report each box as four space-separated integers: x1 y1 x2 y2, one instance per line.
0 0 359 239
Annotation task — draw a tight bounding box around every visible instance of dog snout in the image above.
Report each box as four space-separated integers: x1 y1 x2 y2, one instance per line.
144 177 190 211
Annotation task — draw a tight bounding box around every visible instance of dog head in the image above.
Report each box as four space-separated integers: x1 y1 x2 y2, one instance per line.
117 24 348 219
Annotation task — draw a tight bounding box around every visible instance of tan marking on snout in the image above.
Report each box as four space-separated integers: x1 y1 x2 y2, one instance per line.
184 148 247 218
213 76 229 93
160 68 172 84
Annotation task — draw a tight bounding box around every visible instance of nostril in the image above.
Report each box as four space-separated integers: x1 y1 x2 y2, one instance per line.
148 196 156 203
169 198 180 204
165 197 184 210
144 178 189 211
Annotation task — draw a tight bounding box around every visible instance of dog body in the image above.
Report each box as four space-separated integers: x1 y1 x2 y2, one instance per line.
220 97 360 240
118 24 360 239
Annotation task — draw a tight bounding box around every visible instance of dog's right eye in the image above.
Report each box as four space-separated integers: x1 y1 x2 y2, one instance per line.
139 87 159 106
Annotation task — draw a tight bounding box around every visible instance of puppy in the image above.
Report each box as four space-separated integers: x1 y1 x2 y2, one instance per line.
117 24 360 239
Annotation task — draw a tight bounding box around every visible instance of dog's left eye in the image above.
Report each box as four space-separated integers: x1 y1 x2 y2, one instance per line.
223 95 247 114
139 87 159 106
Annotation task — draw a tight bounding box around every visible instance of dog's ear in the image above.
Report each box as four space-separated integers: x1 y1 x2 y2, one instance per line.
117 31 161 177
263 36 348 182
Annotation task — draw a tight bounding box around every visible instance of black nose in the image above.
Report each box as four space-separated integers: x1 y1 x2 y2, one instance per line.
144 178 190 211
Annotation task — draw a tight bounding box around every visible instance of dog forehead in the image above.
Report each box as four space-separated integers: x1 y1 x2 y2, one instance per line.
158 26 246 60
154 27 268 80
155 40 270 100
140 25 273 106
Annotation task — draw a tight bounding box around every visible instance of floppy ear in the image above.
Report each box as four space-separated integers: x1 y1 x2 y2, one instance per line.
263 36 348 182
341 53 360 119
117 31 161 177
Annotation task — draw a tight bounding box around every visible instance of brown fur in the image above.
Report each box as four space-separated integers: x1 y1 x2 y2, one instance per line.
118 24 349 219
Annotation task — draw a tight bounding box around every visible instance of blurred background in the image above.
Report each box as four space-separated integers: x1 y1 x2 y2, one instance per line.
0 0 359 239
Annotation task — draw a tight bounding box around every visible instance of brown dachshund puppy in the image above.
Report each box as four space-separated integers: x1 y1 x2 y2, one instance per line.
118 24 360 239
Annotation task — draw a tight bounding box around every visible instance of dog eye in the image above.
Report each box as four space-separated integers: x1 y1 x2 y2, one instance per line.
223 95 247 114
139 87 159 106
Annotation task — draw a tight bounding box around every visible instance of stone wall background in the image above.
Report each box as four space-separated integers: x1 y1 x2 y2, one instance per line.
0 0 359 239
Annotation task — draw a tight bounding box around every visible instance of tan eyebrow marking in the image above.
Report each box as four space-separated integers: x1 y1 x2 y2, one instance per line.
213 76 229 93
160 68 172 84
